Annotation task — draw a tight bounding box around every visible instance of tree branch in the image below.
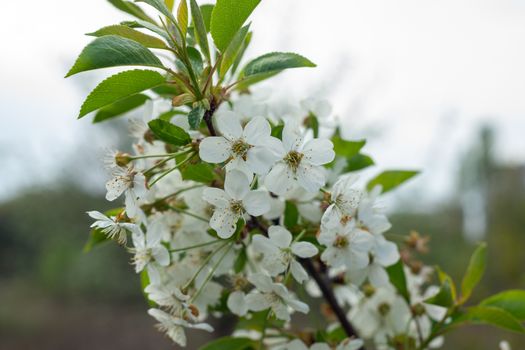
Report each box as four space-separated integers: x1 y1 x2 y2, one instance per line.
203 99 217 136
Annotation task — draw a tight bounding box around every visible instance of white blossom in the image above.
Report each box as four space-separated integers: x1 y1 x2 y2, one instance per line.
87 210 133 245
130 225 170 274
246 273 309 321
203 170 271 238
251 226 318 283
265 122 335 195
105 166 147 218
322 174 363 229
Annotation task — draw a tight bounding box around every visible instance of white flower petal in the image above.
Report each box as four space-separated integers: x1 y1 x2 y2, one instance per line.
265 162 296 195
245 145 279 175
368 264 390 287
302 138 335 166
227 291 248 316
152 246 170 266
291 241 318 258
199 136 231 163
268 226 293 248
245 293 271 311
290 259 309 283
224 170 250 200
105 177 128 201
243 116 271 144
297 163 326 193
247 273 274 293
282 121 303 151
210 208 238 239
374 237 400 267
202 187 230 208
216 111 243 140
243 190 271 216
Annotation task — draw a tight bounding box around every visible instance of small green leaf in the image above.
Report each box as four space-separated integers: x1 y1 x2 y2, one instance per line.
83 228 109 253
231 32 252 76
460 242 488 303
331 133 366 158
480 290 525 321
234 248 247 273
435 266 458 302
94 94 150 123
180 163 215 183
190 0 211 62
236 71 280 91
140 269 157 307
271 124 284 139
367 170 419 193
424 278 454 307
107 0 156 23
164 0 174 11
454 306 525 334
305 113 320 138
345 153 375 172
210 0 260 52
199 336 256 350
148 119 191 145
188 106 205 129
79 70 164 118
122 19 170 41
386 260 410 302
66 35 164 77
284 201 299 229
243 52 316 77
220 24 250 78
177 0 189 36
136 0 176 24
87 25 168 49
187 47 204 76
200 4 214 32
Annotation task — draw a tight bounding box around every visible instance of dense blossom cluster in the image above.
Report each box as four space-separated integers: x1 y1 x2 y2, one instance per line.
88 96 450 349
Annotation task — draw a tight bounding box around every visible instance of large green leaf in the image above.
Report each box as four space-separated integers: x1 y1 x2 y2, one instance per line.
453 306 525 334
79 70 164 118
148 119 191 145
87 25 168 49
200 4 214 32
366 170 419 193
199 336 256 350
66 36 164 77
190 0 211 62
460 242 487 303
243 52 316 77
210 0 260 51
107 0 156 23
180 163 215 183
480 290 525 321
386 260 410 301
93 94 150 123
220 24 250 78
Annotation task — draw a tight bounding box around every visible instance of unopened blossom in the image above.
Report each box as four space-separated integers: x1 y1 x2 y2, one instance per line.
265 122 335 195
251 226 318 283
203 170 271 238
87 210 134 245
129 226 170 274
246 273 309 321
147 308 213 347
318 220 374 270
105 165 147 218
199 113 281 177
321 174 363 229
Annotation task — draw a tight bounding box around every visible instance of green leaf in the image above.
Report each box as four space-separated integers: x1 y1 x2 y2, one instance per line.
220 24 250 78
180 163 215 183
454 306 525 334
480 290 525 321
122 19 170 41
305 113 320 138
243 52 316 77
190 0 211 62
234 248 247 273
271 124 284 139
135 0 176 24
236 71 280 91
164 0 174 10
140 269 157 307
386 260 410 301
199 336 256 350
331 133 366 158
345 153 375 172
367 170 419 193
200 4 214 32
424 278 454 307
148 119 191 145
188 106 205 129
435 266 458 301
66 35 164 77
94 94 150 123
79 70 164 118
107 0 156 23
460 242 487 303
177 0 189 36
83 228 109 253
187 47 204 76
231 32 252 76
87 25 168 49
210 0 260 52
284 201 299 229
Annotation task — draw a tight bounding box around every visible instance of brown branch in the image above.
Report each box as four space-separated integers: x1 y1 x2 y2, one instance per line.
203 98 218 136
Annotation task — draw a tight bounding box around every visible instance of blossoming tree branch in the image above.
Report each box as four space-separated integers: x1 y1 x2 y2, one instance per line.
68 0 525 349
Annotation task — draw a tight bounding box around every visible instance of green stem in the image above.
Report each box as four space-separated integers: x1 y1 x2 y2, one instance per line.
168 205 208 223
183 241 229 291
169 239 221 253
148 153 195 187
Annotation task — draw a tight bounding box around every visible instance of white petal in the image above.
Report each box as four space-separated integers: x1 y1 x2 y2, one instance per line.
245 293 271 311
282 121 303 151
368 264 390 287
265 162 296 195
199 136 231 163
248 273 274 293
87 210 109 221
290 259 309 283
216 111 243 140
152 246 170 266
251 235 275 252
374 237 400 266
243 116 271 144
268 226 292 248
202 187 230 208
227 291 248 316
105 177 128 201
245 145 280 175
287 297 310 314
225 157 253 179
210 208 238 239
224 170 250 200
347 250 369 269
291 241 318 258
243 190 270 216
302 138 335 166
297 163 326 193
352 230 375 251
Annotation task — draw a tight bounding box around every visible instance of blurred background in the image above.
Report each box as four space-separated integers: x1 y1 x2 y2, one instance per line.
1 0 524 349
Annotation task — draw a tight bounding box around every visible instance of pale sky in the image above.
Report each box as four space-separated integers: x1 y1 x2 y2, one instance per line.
2 0 525 203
